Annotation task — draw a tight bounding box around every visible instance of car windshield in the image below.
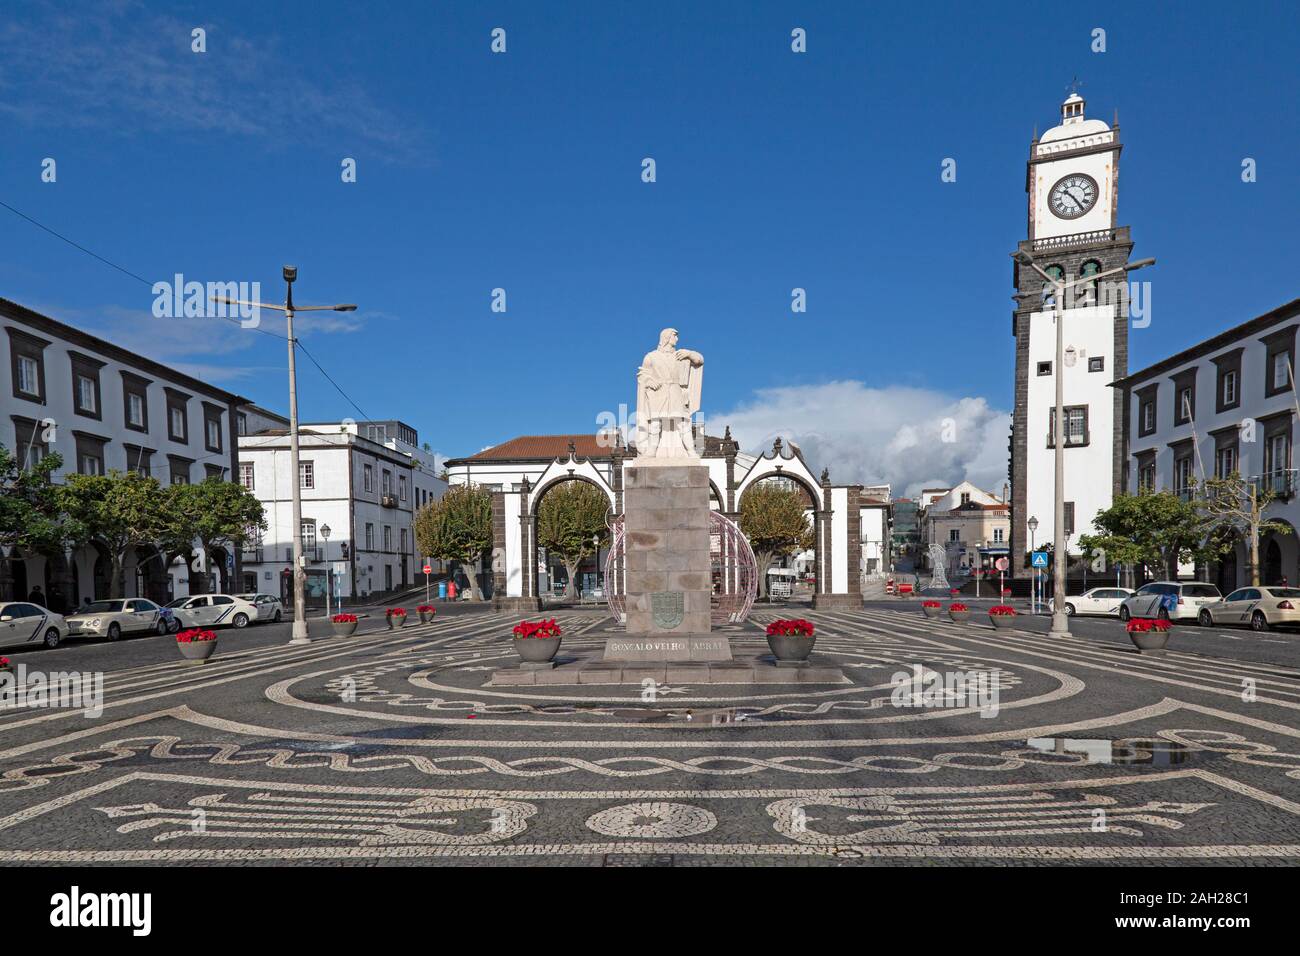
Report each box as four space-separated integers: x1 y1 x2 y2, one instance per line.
165 599 189 608
1182 585 1220 597
1266 588 1300 597
81 601 123 613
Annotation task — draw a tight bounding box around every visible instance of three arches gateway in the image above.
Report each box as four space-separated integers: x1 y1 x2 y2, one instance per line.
487 437 865 611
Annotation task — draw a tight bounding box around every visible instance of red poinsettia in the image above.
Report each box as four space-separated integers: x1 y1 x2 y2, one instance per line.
922 600 942 608
766 618 815 637
513 618 562 639
416 605 436 613
0 656 12 668
332 613 358 623
949 603 969 612
988 605 1017 616
176 628 217 644
385 608 407 618
1126 618 1172 633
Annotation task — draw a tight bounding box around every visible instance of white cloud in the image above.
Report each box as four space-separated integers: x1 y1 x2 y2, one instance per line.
712 381 1011 498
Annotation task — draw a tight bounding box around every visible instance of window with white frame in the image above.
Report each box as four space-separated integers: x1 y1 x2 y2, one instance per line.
299 461 314 489
399 474 407 501
16 354 40 396
1222 370 1238 407
363 463 374 493
239 462 254 489
365 523 374 550
992 528 1004 543
76 374 97 414
383 525 392 551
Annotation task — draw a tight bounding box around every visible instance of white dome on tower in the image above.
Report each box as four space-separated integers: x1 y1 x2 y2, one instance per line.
1040 91 1110 143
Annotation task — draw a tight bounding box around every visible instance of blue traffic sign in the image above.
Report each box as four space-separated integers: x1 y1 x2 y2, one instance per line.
1031 551 1049 568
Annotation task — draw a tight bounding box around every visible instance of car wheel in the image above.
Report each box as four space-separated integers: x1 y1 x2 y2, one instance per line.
1064 603 1076 616
43 628 60 649
1119 605 1131 622
232 612 250 629
1252 611 1269 632
1198 610 1213 627
107 622 121 641
155 619 167 636
273 609 282 623
168 617 181 634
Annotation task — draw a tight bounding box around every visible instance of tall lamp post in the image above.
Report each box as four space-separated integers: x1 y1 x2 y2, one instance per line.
213 267 357 644
1011 251 1155 637
320 523 332 620
1028 515 1038 615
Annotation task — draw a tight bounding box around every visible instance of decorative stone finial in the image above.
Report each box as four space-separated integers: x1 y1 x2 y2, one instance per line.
820 467 830 484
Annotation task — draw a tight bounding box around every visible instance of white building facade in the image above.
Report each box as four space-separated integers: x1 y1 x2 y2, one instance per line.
2 296 246 608
1117 298 1300 590
237 420 447 604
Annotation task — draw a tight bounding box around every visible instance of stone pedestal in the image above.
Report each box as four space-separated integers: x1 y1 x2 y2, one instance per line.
604 462 731 662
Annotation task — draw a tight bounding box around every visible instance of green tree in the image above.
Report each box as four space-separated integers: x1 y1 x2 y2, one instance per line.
166 478 267 591
535 481 610 600
1202 473 1292 586
0 446 76 598
413 484 493 601
1078 489 1215 582
740 482 813 598
58 470 168 598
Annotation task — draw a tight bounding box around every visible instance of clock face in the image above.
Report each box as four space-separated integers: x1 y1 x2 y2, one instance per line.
1048 173 1099 220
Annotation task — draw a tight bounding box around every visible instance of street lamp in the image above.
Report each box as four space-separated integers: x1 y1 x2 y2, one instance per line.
1011 250 1155 637
212 267 357 645
320 523 332 619
1027 515 1039 614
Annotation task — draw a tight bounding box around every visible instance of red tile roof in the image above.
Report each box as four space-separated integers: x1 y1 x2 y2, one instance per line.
463 434 615 461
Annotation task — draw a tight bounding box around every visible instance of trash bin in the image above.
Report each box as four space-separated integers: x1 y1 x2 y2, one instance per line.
438 581 448 600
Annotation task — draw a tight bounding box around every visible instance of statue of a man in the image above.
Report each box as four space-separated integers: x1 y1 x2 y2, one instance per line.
636 328 704 459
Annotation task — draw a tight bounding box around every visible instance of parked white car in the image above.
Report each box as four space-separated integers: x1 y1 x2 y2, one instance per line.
236 593 284 623
1119 581 1222 623
1050 587 1134 617
166 594 261 630
0 602 67 650
65 598 168 640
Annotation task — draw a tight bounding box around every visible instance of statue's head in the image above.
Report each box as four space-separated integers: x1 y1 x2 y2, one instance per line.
658 328 678 350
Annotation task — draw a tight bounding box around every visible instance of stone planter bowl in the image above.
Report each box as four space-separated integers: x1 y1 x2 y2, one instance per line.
418 611 433 625
948 608 971 623
767 633 816 662
1128 629 1170 653
988 613 1015 629
177 639 217 665
331 620 358 637
513 635 561 663
921 605 941 618
387 615 407 630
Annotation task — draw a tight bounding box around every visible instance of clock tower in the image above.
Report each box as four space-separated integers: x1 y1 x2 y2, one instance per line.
1010 91 1134 580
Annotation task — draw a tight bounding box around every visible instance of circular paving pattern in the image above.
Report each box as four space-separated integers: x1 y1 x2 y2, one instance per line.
586 802 718 839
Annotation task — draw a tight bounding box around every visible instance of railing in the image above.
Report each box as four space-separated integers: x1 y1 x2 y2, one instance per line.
1258 469 1297 499
1032 229 1117 253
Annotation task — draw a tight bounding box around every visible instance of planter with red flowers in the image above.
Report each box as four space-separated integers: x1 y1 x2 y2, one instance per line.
331 613 358 637
175 628 218 665
416 604 436 625
766 618 816 663
948 602 971 623
988 605 1017 629
1126 617 1172 653
386 608 408 630
0 656 12 676
512 618 563 663
921 600 942 619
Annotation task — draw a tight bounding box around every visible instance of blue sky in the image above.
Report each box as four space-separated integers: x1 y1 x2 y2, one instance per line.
1 0 1297 493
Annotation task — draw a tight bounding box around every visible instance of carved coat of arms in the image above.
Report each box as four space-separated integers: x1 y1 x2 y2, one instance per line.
651 591 684 629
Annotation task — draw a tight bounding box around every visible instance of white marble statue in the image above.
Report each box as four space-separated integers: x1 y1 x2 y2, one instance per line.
636 328 704 460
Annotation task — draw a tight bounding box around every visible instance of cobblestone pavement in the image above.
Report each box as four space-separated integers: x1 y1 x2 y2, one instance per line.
2 605 1299 866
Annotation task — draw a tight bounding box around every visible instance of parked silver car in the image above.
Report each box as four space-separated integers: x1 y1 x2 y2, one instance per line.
0 602 66 650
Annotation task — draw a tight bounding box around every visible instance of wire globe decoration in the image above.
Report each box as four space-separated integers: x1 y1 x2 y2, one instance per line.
605 510 758 626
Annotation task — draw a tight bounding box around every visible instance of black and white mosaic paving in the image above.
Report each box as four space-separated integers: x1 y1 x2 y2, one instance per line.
2 606 1300 865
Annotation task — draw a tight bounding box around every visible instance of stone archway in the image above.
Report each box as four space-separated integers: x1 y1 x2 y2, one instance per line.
736 473 822 603
528 474 616 606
